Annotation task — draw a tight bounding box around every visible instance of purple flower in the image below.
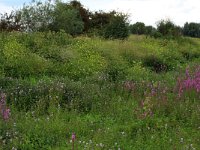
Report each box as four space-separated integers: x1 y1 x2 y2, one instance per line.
72 133 76 141
0 93 11 121
177 66 200 97
3 108 10 121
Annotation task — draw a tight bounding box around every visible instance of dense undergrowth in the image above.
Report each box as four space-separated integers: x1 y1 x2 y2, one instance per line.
0 32 200 149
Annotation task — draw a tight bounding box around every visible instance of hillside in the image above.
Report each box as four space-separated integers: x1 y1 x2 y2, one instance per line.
0 32 200 149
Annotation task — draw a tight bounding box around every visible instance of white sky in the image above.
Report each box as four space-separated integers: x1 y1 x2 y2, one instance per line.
0 0 200 27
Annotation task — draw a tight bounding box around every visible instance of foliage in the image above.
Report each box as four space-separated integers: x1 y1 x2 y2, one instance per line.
50 1 84 35
64 45 106 80
129 22 146 35
89 10 116 31
3 37 50 77
18 0 54 32
69 0 90 32
156 19 182 38
0 11 21 32
145 25 156 35
0 33 200 149
183 22 200 38
143 55 169 72
103 13 129 39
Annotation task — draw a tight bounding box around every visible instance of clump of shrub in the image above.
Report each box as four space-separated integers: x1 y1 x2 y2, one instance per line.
156 19 182 38
126 61 151 81
181 50 200 61
103 13 129 40
105 57 128 82
143 55 169 73
61 43 107 80
3 37 50 77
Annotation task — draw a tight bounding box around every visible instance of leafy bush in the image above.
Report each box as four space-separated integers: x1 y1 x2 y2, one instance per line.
50 1 84 35
181 50 200 61
143 55 169 73
160 48 185 70
129 22 146 35
103 13 129 39
106 58 128 82
156 19 182 38
3 38 27 77
183 22 200 38
3 37 50 77
126 62 151 81
16 0 54 32
63 45 106 80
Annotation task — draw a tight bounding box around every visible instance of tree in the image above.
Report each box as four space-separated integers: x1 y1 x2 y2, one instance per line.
129 22 146 35
145 25 156 35
183 22 200 38
103 13 129 39
50 1 84 35
89 10 116 30
156 19 182 38
0 11 21 32
19 0 54 32
69 0 90 32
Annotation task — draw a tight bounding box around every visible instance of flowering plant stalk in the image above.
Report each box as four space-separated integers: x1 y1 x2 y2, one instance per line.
0 93 10 121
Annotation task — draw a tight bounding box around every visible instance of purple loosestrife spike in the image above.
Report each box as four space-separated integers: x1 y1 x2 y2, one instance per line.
3 108 10 121
72 133 76 141
71 133 76 150
0 93 11 121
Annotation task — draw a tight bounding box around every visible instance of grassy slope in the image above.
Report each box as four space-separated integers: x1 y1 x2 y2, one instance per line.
0 33 200 149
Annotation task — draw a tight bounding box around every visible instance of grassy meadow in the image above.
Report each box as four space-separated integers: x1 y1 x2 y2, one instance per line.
0 32 200 149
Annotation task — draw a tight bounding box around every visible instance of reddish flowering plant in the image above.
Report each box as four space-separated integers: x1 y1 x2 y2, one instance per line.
71 133 76 150
176 66 200 98
123 81 135 91
0 93 11 121
72 133 76 141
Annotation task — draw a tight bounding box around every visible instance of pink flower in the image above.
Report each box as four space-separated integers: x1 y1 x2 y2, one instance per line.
3 108 10 120
72 133 76 141
177 66 200 97
0 93 11 121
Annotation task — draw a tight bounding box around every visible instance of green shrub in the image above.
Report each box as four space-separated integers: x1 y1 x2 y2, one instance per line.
106 58 128 82
143 55 169 73
63 48 106 80
156 19 182 38
129 22 146 35
3 36 51 77
126 62 151 81
160 48 184 70
3 38 27 77
181 50 200 61
103 14 129 40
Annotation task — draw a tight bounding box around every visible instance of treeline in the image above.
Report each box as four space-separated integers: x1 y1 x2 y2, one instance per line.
0 0 200 39
0 0 129 39
130 20 200 39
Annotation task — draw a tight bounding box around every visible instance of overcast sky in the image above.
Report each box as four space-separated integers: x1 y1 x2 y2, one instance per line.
0 0 199 27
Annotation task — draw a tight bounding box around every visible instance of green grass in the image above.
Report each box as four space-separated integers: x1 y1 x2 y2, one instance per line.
0 32 200 149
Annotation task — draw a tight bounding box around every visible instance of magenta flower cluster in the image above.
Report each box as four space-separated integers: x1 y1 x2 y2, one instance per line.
0 93 10 121
177 66 200 97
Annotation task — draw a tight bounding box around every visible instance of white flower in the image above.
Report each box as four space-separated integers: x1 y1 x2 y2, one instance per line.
180 138 184 143
99 143 104 147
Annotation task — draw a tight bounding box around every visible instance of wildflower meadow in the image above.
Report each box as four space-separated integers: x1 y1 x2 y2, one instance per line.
0 32 200 149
